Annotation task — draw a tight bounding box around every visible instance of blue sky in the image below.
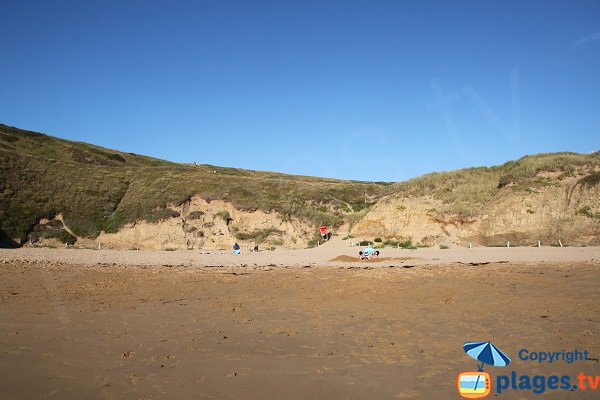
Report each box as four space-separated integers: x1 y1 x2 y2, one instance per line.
1 0 599 181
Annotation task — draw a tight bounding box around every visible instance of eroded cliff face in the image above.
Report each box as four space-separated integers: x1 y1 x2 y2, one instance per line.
25 172 600 250
94 197 314 250
29 197 314 250
351 173 600 246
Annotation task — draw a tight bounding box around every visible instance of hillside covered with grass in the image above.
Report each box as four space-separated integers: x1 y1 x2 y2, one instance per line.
351 151 600 246
392 151 600 218
1 123 598 248
0 124 389 246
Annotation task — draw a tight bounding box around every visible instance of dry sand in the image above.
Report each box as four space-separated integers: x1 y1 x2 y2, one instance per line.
1 245 599 399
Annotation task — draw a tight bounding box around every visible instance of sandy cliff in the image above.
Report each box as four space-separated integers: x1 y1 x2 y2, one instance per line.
34 197 314 250
351 171 600 246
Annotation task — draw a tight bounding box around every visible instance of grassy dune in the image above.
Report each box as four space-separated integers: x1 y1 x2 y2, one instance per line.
0 124 387 245
392 152 600 217
1 123 598 246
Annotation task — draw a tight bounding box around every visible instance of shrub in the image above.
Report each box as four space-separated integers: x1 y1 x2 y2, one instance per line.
29 220 77 245
374 237 382 242
577 206 600 220
579 172 600 186
106 153 126 163
186 211 205 220
145 208 180 223
215 210 231 222
235 228 282 243
398 240 417 250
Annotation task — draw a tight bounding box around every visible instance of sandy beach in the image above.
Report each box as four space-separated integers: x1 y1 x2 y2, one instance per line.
1 246 599 399
3 1 599 398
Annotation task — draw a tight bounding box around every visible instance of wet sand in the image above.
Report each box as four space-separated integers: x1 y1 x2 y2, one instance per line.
1 247 599 399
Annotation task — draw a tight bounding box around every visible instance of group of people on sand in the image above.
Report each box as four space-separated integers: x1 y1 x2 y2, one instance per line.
233 239 379 261
359 246 380 260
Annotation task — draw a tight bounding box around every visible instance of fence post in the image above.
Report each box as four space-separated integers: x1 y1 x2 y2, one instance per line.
507 241 510 248
469 242 472 249
538 240 540 248
559 240 563 248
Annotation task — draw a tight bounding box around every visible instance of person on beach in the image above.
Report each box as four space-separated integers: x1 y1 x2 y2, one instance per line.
360 246 380 260
233 242 241 255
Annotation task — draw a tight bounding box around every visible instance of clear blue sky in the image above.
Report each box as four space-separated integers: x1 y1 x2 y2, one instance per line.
1 0 598 181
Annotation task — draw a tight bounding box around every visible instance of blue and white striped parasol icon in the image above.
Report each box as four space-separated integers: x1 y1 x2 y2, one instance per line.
463 341 511 371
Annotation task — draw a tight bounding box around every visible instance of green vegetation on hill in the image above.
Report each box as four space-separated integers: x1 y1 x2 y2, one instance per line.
1 123 598 246
0 124 386 244
392 152 600 217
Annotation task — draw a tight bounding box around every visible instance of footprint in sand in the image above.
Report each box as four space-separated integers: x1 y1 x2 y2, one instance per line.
127 373 142 385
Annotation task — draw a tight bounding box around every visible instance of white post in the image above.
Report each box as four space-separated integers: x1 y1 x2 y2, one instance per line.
317 240 320 247
538 240 540 248
397 243 399 250
507 241 510 248
98 242 101 250
469 242 472 249
559 240 563 248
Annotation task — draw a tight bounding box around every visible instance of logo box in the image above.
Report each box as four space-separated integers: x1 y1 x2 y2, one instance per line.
457 371 491 399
